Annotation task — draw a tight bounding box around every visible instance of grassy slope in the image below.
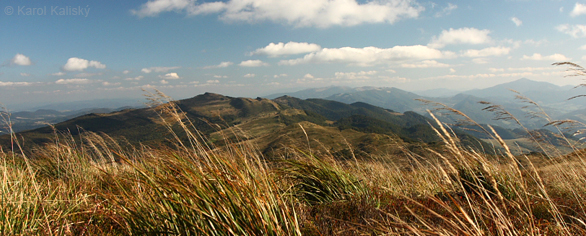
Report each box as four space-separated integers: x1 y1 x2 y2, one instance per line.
2 93 462 159
3 96 586 235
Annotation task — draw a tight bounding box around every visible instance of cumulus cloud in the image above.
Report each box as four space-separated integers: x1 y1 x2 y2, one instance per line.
131 0 196 17
274 74 288 78
51 72 66 76
461 46 511 57
580 45 586 50
131 0 424 28
401 60 450 68
511 17 522 27
571 3 586 17
239 60 269 67
213 75 228 79
334 71 377 80
203 61 233 69
20 73 30 77
206 79 220 84
243 73 256 78
55 78 92 85
160 80 169 84
250 42 322 57
556 24 586 38
279 45 453 66
122 70 131 74
62 57 106 71
428 27 492 48
10 54 32 66
522 53 570 61
141 66 180 73
159 72 181 79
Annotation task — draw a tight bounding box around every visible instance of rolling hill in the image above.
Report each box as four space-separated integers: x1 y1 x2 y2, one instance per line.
0 92 489 159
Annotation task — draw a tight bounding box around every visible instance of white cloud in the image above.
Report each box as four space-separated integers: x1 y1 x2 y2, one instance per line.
461 46 511 57
0 81 34 87
159 72 181 79
160 80 169 84
102 81 121 86
62 57 106 71
334 71 377 80
273 73 288 78
131 0 196 17
511 17 522 27
55 78 92 85
279 45 453 66
428 27 492 48
203 61 233 69
556 24 586 38
571 3 586 17
489 68 505 73
20 73 30 77
401 60 450 68
125 76 144 81
141 66 180 73
296 73 324 84
581 45 586 50
10 54 32 66
206 79 220 84
51 72 66 76
213 75 228 79
507 67 558 72
522 53 570 61
250 42 322 57
523 39 547 47
243 73 256 78
449 68 456 73
239 60 269 67
472 58 489 64
122 70 131 74
132 0 424 28
435 3 457 17
422 72 538 81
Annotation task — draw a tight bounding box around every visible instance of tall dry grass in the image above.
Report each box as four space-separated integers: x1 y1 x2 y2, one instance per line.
2 71 586 235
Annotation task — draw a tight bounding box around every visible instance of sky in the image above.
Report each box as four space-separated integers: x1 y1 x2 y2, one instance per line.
1 0 586 110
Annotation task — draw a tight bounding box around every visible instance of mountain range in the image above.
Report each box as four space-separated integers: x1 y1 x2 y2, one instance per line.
0 92 492 159
267 78 586 130
1 78 584 156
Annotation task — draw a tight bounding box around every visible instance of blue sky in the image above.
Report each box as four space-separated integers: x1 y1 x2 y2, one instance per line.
1 0 585 109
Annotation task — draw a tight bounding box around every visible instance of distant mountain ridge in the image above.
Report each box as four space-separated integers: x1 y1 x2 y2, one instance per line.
263 79 586 130
0 92 488 158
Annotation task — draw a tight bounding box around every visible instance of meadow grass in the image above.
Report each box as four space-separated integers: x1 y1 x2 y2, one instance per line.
2 88 586 235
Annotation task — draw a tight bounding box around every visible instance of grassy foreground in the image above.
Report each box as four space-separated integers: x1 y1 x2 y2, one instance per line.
2 93 586 235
